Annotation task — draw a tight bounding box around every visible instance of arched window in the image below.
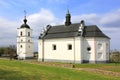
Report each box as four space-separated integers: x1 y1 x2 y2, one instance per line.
20 31 22 36
28 40 30 42
20 45 22 48
28 32 30 36
21 39 23 42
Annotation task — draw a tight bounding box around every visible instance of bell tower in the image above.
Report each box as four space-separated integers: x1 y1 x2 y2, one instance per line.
17 11 33 59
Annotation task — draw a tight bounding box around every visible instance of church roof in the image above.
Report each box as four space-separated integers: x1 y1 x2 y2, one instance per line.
39 23 110 39
20 24 30 29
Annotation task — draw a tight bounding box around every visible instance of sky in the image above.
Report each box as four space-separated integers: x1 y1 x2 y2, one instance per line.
0 0 120 51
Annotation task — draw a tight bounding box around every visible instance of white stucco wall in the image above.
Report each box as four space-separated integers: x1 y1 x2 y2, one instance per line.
38 37 110 63
95 38 110 62
82 38 96 63
38 37 82 63
82 37 110 63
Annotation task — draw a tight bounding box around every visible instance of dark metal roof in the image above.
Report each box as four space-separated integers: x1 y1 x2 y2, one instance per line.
39 23 109 39
48 23 80 33
20 24 30 29
84 25 109 38
20 17 30 29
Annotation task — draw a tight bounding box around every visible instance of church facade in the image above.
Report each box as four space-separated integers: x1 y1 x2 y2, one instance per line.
38 10 110 63
17 16 33 59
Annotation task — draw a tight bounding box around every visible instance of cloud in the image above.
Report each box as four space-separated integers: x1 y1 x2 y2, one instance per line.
28 8 57 27
72 13 99 25
72 9 120 50
0 17 20 46
28 8 61 38
72 9 120 28
100 9 120 28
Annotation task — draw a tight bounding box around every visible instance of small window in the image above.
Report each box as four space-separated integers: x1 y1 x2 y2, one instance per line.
28 32 30 36
20 31 22 36
106 43 109 50
52 44 56 50
98 43 102 50
21 39 23 42
28 40 30 42
68 44 72 50
20 45 22 48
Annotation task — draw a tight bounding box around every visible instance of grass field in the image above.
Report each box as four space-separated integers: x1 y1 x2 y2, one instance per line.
0 59 120 80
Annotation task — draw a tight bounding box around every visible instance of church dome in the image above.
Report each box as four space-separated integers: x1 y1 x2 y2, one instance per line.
20 23 30 29
20 17 30 29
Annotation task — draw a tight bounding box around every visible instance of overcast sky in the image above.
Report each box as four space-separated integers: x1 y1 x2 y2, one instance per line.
0 0 120 51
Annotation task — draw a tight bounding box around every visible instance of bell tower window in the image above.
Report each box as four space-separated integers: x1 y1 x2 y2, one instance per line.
20 31 22 36
28 32 30 36
20 45 23 48
21 39 23 42
28 40 30 42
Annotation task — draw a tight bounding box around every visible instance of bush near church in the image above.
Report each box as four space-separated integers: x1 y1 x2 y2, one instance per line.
110 50 120 63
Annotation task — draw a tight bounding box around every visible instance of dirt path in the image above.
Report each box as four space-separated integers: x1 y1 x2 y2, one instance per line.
74 68 120 77
23 60 120 77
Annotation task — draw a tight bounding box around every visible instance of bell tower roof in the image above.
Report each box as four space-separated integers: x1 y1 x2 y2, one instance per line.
20 11 30 29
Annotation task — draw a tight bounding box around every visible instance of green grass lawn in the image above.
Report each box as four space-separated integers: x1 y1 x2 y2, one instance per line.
0 59 120 80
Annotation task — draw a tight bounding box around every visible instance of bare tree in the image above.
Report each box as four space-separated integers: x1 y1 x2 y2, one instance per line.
0 47 4 56
8 45 17 60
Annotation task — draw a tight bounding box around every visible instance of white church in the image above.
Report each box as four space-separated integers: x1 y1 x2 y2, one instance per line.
17 10 110 63
17 16 33 59
38 10 110 63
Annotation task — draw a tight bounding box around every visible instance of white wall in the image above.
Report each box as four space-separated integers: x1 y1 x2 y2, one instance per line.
83 38 96 62
82 37 110 63
38 37 110 63
95 38 110 62
38 37 82 63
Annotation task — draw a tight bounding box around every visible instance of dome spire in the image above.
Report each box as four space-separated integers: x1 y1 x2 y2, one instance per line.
20 10 30 29
65 9 71 26
67 9 70 14
23 10 27 24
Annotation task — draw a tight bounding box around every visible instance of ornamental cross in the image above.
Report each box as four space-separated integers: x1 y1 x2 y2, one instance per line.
24 10 27 17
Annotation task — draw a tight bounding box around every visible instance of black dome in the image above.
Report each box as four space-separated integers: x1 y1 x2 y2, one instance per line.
20 24 30 29
20 17 30 29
